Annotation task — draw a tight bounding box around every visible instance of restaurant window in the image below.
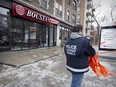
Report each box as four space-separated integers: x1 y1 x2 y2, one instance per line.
37 24 48 47
61 27 69 47
55 2 62 17
72 14 76 24
40 0 47 9
0 7 10 51
29 22 37 48
44 26 48 46
11 18 23 50
67 10 70 21
48 24 57 46
11 18 31 50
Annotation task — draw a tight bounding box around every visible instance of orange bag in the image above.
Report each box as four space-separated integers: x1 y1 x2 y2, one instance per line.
88 54 114 77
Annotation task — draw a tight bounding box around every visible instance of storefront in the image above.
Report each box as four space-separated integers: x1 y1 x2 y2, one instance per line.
0 1 58 52
59 22 72 47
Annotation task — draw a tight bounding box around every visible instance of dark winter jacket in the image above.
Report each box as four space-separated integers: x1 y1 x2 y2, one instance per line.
64 32 95 73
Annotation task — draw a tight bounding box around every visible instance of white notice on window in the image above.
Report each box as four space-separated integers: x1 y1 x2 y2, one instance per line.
100 29 116 49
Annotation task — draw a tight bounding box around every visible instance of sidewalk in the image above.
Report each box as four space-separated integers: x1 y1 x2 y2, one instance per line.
98 50 116 59
93 45 116 59
0 45 116 68
0 46 63 67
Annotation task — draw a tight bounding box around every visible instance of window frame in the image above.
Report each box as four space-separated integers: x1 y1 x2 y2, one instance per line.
55 2 62 17
67 10 70 21
72 14 76 24
72 0 76 9
40 0 48 9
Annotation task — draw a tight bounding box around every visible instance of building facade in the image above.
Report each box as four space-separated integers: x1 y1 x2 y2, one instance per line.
78 0 97 44
0 0 79 52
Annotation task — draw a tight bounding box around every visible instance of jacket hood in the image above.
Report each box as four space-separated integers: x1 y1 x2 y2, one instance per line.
70 32 83 39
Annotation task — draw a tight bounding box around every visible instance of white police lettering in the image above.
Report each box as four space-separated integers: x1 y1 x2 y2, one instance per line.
66 45 77 55
26 10 50 22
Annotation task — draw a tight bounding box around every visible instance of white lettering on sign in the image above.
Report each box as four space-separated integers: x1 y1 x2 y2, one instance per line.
26 10 50 22
65 45 77 55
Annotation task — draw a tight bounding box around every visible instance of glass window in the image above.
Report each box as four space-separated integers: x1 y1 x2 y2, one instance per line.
59 5 62 16
55 2 62 17
72 14 76 24
22 21 30 50
49 27 53 46
40 0 47 9
77 6 80 12
53 25 57 46
77 14 80 20
0 7 10 51
61 27 69 47
59 26 62 39
38 24 48 47
67 10 70 21
29 22 37 48
44 26 48 46
11 18 23 50
72 0 76 9
11 18 31 50
0 16 10 51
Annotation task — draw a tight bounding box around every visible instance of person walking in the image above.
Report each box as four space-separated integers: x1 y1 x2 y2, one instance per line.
64 24 96 87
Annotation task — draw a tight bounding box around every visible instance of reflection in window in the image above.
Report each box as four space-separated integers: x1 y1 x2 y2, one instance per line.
11 18 22 50
72 14 76 24
44 27 48 46
0 7 10 51
0 16 9 51
67 10 70 21
29 22 37 48
50 28 53 46
55 2 62 17
72 0 76 9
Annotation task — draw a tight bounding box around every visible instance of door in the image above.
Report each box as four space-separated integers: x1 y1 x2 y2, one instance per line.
37 24 48 47
29 22 37 48
11 18 23 50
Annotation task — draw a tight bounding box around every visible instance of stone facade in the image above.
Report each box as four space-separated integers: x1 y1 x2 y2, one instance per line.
18 0 78 25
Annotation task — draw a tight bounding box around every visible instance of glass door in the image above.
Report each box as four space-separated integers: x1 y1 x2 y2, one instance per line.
29 22 37 48
37 24 48 47
21 21 29 50
11 18 22 50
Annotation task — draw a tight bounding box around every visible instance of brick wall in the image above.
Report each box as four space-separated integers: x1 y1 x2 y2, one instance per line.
64 0 77 24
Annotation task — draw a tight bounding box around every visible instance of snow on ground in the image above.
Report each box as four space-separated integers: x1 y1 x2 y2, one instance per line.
0 54 71 87
0 54 116 87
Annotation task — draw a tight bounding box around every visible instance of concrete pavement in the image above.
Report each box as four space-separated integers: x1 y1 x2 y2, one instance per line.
0 45 116 67
0 46 63 67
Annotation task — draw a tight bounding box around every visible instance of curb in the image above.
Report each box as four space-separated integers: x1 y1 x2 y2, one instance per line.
98 55 116 60
0 53 63 68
